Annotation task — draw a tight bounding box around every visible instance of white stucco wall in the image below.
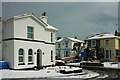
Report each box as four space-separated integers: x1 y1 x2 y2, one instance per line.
3 19 14 39
2 40 14 68
14 17 55 43
14 40 55 69
3 16 56 69
2 20 14 68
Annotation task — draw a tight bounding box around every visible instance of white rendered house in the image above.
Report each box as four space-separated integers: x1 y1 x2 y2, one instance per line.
56 37 84 59
2 12 58 69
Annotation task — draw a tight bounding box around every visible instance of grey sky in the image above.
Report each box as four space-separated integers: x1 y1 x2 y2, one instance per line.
2 2 118 40
0 1 2 17
2 0 119 2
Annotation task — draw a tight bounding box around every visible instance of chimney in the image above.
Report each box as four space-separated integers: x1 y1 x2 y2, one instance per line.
115 30 118 36
75 36 77 39
57 37 61 40
40 12 47 23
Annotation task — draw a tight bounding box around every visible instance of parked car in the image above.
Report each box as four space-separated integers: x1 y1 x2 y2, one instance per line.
55 60 65 66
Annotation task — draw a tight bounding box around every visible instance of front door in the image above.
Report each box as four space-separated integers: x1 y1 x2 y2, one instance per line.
37 49 42 66
37 53 40 66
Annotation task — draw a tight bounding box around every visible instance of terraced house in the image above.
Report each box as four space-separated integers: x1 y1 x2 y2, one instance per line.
2 12 58 69
86 32 120 61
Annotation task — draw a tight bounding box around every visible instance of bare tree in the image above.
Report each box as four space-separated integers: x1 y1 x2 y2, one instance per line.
72 42 86 60
84 47 92 61
95 46 104 60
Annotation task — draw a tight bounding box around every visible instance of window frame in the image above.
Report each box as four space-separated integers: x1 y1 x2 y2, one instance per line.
27 26 34 39
116 50 120 56
57 51 60 58
51 50 53 62
66 51 69 57
105 50 109 59
28 49 33 63
104 50 112 59
51 32 53 42
91 40 96 47
109 50 112 59
65 43 68 48
105 40 109 46
87 40 91 47
18 48 24 64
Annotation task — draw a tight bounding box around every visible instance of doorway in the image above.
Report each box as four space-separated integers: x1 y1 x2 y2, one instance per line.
37 49 42 66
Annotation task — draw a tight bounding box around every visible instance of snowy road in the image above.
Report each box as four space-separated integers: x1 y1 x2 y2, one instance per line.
0 69 100 79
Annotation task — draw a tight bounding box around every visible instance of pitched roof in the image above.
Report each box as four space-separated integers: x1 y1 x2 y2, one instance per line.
86 32 120 40
56 37 84 43
56 38 63 42
46 24 58 31
4 13 58 31
67 37 84 43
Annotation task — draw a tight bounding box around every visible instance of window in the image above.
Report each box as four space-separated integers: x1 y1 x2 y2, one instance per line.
64 51 66 57
66 51 69 57
104 50 112 59
64 51 69 57
105 40 109 46
57 51 60 58
87 40 91 47
58 43 61 48
51 50 53 62
106 50 109 58
96 40 100 47
28 49 33 63
65 43 68 48
27 27 33 39
110 50 112 58
18 49 24 63
51 33 53 42
116 50 120 56
91 40 96 47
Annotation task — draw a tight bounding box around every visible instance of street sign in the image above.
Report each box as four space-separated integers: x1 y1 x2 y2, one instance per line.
81 52 86 58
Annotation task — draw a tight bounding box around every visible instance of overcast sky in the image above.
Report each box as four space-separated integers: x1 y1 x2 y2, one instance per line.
2 2 118 40
0 1 1 17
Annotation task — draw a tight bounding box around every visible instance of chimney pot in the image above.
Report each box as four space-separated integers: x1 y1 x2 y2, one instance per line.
57 37 61 40
41 12 47 23
75 36 77 39
42 12 46 16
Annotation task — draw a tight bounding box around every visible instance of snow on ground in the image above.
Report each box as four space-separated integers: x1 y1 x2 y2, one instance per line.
97 74 109 78
66 61 120 69
0 66 100 79
102 62 119 68
66 62 80 66
54 70 99 79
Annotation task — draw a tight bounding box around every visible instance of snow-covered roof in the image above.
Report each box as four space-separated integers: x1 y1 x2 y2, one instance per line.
67 37 84 43
86 32 120 40
46 24 58 31
56 38 63 42
56 37 83 43
4 13 58 32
